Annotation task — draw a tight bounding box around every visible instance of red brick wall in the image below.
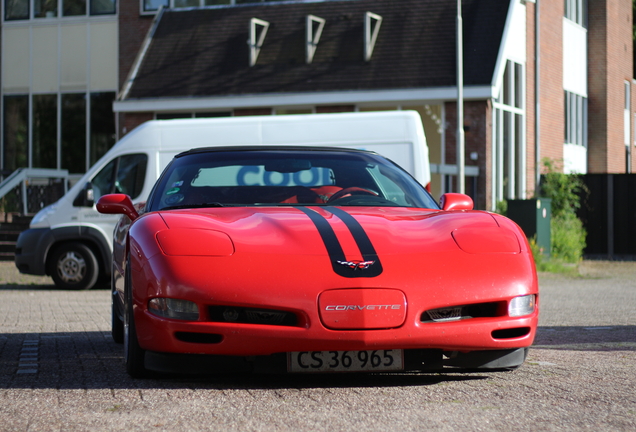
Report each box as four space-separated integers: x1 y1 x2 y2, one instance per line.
118 0 156 138
525 1 537 196
444 100 490 210
588 0 634 173
119 112 153 138
537 0 564 170
119 0 155 91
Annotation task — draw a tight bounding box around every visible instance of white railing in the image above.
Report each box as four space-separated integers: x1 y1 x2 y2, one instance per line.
0 168 69 215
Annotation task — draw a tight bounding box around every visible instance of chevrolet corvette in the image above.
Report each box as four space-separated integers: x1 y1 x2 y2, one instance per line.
97 146 538 378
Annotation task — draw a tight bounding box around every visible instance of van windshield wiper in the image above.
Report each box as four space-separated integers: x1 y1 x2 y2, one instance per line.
161 202 225 210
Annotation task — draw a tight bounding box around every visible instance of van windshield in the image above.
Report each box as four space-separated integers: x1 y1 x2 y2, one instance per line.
147 148 438 211
91 153 148 201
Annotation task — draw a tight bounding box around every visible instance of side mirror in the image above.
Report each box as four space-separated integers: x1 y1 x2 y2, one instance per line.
96 194 139 221
73 182 95 207
440 193 474 211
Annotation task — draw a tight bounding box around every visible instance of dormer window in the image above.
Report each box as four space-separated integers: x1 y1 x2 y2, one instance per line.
306 14 325 64
249 17 269 66
364 11 382 61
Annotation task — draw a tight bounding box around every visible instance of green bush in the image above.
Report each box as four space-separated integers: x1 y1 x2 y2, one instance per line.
538 158 587 265
550 213 586 263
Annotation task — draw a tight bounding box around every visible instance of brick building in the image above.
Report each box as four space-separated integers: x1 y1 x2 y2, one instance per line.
2 0 634 210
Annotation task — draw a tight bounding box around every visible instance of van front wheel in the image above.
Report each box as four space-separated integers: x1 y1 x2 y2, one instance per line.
49 242 99 290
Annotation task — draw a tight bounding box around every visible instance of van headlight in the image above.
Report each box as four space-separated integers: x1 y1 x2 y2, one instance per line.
508 295 536 317
30 203 59 227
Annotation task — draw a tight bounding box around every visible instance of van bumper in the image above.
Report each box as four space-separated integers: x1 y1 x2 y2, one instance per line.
14 228 54 276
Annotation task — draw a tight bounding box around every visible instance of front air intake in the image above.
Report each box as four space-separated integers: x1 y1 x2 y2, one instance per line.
421 302 503 323
175 332 223 344
208 306 299 327
492 327 531 339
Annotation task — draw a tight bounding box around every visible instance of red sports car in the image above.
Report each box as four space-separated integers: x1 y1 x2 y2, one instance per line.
97 146 538 378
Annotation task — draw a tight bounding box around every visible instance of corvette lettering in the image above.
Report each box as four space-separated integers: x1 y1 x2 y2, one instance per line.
325 304 402 311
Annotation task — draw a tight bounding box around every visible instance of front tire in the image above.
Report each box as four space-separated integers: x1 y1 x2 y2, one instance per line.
111 293 124 344
124 260 148 378
49 242 99 290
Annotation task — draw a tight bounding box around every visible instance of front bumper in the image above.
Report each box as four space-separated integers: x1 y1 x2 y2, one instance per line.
14 228 54 275
144 348 530 374
134 306 538 357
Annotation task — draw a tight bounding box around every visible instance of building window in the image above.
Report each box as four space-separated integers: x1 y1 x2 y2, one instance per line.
5 0 29 20
2 95 29 171
1 92 115 174
63 0 85 16
493 60 525 204
90 0 115 14
564 91 588 147
564 0 587 28
61 93 86 171
32 94 57 168
35 0 57 18
625 81 631 147
142 0 167 13
4 0 115 20
142 0 295 13
90 92 116 166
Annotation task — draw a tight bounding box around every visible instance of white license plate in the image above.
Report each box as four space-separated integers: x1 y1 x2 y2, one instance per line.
288 350 404 373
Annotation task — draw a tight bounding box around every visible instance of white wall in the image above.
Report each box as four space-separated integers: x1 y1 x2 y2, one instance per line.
2 19 118 94
563 18 587 96
564 143 587 174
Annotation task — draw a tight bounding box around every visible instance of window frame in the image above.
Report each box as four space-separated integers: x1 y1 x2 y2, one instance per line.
564 0 588 28
4 0 116 21
140 0 288 15
564 90 588 148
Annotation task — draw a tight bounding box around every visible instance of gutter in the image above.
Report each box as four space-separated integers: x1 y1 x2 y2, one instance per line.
118 6 165 101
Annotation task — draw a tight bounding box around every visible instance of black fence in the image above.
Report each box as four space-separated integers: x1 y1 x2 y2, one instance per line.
578 174 636 260
0 179 66 216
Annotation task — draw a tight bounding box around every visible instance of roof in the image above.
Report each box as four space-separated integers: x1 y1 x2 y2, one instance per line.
123 0 509 101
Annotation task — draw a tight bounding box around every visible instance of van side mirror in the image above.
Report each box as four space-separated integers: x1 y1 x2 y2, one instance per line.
73 182 95 207
96 194 139 220
440 193 474 211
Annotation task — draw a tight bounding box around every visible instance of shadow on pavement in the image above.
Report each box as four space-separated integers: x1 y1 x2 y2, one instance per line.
0 330 489 390
0 283 109 291
2 325 635 390
533 325 636 350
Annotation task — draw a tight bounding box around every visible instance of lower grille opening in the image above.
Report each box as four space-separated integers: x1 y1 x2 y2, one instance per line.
175 332 223 344
208 306 299 327
421 301 504 323
492 327 531 339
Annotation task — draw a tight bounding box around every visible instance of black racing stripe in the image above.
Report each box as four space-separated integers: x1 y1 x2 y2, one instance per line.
298 207 382 278
297 207 346 265
327 207 383 277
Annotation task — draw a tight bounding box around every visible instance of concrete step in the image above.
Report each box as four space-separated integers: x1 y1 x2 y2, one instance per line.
0 216 32 261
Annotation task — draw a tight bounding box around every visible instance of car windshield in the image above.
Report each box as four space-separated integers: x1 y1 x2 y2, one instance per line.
147 148 439 211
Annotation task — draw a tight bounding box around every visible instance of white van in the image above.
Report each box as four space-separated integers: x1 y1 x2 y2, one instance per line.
15 111 430 289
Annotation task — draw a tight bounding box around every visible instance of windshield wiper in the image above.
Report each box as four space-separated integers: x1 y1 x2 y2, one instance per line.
161 202 225 210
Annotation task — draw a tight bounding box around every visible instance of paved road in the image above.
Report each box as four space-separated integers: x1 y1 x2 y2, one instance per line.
0 261 634 431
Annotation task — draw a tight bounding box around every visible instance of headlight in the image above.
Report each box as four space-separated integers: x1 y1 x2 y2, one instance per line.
30 202 59 227
508 295 536 317
148 298 199 320
156 229 234 256
451 227 520 254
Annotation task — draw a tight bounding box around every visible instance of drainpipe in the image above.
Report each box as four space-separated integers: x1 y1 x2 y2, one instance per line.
456 0 465 194
534 0 541 194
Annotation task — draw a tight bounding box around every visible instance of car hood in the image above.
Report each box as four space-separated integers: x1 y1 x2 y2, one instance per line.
156 206 520 260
